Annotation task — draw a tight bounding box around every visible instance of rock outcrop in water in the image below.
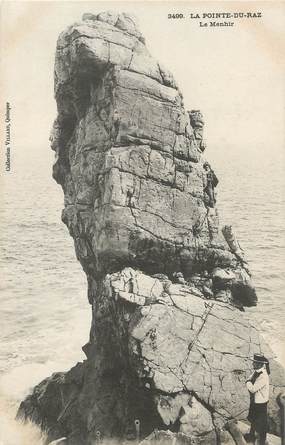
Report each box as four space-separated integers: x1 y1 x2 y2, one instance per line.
18 11 285 445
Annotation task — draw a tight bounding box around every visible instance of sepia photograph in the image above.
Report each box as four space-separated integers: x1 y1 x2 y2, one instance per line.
1 1 285 444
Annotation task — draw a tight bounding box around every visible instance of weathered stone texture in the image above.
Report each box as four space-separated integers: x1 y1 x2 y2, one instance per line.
50 10 242 280
18 11 285 445
18 269 285 444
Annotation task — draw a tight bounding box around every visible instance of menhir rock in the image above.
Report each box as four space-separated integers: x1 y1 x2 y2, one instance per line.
18 11 285 445
49 10 249 283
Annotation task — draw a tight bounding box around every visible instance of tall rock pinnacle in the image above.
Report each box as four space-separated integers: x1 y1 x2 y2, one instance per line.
50 10 241 282
18 12 285 445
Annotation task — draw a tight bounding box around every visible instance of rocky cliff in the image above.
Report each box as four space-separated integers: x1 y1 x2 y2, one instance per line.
18 12 285 445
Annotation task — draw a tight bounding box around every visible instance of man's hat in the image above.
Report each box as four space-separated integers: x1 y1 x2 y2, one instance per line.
253 353 270 374
253 353 268 364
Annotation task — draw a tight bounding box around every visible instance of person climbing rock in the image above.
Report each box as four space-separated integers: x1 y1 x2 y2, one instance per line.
173 272 186 285
126 189 136 208
188 110 206 152
111 108 121 143
244 354 270 445
203 162 218 208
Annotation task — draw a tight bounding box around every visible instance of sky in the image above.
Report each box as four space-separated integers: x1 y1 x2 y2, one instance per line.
1 0 285 169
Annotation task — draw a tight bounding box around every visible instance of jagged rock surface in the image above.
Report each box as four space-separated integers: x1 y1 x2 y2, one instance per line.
49 10 255 282
18 11 284 445
18 269 284 444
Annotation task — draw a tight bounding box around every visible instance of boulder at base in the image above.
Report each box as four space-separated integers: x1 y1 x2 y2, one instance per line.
18 270 285 444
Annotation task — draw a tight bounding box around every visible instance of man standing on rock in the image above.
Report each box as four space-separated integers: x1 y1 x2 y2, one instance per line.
203 162 218 208
245 354 270 445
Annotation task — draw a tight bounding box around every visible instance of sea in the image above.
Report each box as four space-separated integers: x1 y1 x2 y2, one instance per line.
0 144 284 444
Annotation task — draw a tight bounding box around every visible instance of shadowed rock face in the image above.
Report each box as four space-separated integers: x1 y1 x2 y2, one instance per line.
49 10 257 304
50 10 240 279
18 11 284 445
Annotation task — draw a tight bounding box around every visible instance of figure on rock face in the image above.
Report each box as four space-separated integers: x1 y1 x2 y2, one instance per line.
188 110 206 152
203 162 218 208
173 272 186 285
111 108 121 143
126 189 136 208
245 354 270 445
